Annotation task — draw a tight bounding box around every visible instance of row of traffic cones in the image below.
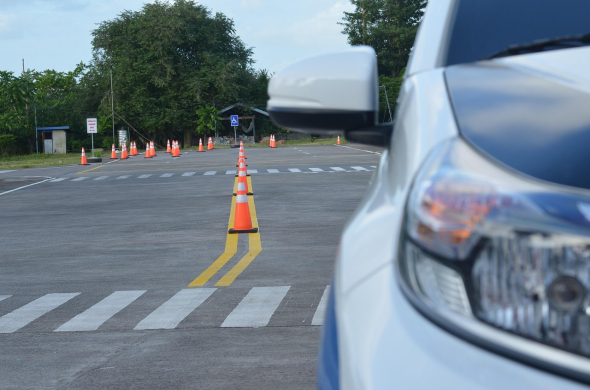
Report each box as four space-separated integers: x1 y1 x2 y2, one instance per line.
80 141 135 165
80 136 216 165
269 134 277 148
229 141 257 234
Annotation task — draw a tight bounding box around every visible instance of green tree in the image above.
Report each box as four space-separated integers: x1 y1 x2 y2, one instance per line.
195 104 222 136
91 0 254 146
340 0 426 77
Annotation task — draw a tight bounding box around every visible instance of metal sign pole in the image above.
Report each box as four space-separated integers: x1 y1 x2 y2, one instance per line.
91 133 95 157
234 126 237 144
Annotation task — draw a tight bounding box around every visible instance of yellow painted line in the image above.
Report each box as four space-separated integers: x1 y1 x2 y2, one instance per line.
215 192 261 287
188 192 238 287
77 165 106 174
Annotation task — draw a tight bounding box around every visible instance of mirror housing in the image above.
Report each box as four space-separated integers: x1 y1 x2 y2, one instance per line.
267 47 381 135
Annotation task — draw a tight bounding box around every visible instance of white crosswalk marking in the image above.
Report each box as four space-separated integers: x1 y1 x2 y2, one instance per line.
182 172 197 176
160 173 174 177
226 170 237 175
116 175 130 179
138 174 152 179
288 168 301 173
351 166 369 171
134 289 216 330
330 167 346 172
312 286 330 326
50 178 66 182
371 166 377 168
248 170 258 174
94 176 109 180
0 295 11 303
0 293 79 333
309 168 323 172
202 171 216 176
267 169 279 173
71 177 88 181
0 170 15 174
56 291 146 332
221 286 290 328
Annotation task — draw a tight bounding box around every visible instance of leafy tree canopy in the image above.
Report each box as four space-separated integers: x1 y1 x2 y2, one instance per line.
91 0 256 143
340 0 426 77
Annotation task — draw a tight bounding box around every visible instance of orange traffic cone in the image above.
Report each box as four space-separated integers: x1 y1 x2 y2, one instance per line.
132 142 137 156
144 142 152 158
172 141 179 157
239 143 247 159
237 149 247 164
198 138 205 152
229 180 257 234
233 158 253 195
110 144 117 159
80 148 89 165
129 142 134 156
337 135 341 145
121 142 128 159
150 141 156 157
235 155 250 177
166 139 171 153
208 137 213 150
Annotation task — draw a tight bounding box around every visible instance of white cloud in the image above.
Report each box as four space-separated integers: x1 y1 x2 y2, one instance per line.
287 1 353 46
0 14 23 40
240 0 262 11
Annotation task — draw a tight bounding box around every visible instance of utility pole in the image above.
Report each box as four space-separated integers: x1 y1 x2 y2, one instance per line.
110 66 115 146
362 8 366 45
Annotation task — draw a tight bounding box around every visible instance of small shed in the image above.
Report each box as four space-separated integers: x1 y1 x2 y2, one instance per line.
37 126 69 154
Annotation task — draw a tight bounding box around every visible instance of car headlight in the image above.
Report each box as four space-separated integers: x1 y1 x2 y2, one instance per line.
399 137 590 381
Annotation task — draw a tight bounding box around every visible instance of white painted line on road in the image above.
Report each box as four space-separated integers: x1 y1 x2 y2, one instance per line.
0 170 15 174
330 167 346 172
337 145 382 155
0 295 10 303
312 286 330 326
183 172 197 176
248 170 258 174
116 175 130 180
138 174 152 179
0 178 52 196
0 293 79 333
267 169 280 173
351 166 369 171
303 153 310 154
50 178 66 182
160 173 174 177
134 288 216 330
309 168 324 172
221 286 290 328
71 177 89 181
226 170 237 175
94 176 109 180
56 291 146 332
288 168 301 173
371 166 377 168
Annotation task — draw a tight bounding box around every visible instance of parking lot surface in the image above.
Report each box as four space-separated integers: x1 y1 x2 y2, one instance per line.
0 143 380 389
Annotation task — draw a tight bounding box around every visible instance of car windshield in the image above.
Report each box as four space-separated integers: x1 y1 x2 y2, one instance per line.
445 0 590 65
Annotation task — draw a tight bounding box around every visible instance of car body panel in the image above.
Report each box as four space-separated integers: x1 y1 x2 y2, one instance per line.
446 48 590 190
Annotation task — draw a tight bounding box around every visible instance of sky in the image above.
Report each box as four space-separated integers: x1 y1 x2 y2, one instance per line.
0 0 355 75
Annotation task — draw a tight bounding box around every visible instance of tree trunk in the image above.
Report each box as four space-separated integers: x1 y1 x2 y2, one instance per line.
184 129 192 148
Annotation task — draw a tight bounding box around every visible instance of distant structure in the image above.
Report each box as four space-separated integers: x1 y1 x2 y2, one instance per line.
37 126 70 154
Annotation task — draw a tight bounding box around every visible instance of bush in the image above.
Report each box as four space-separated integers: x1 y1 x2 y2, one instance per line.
0 134 18 156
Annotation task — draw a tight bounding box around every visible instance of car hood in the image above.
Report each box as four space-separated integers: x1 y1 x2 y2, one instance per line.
445 46 590 190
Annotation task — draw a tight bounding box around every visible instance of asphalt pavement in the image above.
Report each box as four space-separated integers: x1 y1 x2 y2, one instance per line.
0 143 381 389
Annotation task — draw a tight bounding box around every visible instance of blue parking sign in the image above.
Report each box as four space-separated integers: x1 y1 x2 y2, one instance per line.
230 115 239 127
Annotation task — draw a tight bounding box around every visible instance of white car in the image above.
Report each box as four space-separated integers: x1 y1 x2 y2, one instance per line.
267 0 590 388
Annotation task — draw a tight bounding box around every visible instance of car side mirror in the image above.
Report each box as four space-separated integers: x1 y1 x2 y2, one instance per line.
267 46 392 147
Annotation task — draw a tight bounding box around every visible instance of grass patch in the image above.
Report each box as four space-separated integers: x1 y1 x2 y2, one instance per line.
0 150 103 170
